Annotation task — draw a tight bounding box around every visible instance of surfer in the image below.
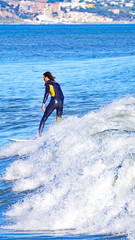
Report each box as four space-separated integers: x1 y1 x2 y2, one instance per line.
38 72 64 136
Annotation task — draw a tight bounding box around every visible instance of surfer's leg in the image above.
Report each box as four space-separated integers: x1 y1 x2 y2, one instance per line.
56 101 63 122
38 101 55 136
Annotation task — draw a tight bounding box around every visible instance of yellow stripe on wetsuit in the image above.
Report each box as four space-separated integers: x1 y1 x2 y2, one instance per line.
49 85 55 97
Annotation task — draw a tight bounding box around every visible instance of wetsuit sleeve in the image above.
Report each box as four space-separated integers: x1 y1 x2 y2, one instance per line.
43 84 49 104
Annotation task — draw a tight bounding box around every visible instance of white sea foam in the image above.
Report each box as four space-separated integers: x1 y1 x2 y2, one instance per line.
2 96 135 239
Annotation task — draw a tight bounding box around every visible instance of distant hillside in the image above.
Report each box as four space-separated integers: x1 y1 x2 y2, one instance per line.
0 0 38 23
0 0 135 23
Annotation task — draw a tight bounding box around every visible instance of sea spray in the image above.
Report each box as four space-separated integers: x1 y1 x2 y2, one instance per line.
1 97 135 239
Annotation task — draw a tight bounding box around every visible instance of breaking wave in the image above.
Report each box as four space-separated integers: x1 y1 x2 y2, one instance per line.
1 96 135 239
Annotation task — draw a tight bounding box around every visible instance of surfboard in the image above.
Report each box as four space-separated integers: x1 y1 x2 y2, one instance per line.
7 138 29 142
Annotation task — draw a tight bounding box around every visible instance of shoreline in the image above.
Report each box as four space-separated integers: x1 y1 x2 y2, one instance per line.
0 19 135 25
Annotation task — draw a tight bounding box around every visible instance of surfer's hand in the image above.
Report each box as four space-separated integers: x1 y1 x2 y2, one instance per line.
42 103 45 112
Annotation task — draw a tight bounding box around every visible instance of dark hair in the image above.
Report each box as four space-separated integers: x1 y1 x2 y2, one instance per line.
43 72 55 81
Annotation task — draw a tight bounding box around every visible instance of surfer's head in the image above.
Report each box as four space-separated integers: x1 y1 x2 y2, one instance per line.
43 72 55 82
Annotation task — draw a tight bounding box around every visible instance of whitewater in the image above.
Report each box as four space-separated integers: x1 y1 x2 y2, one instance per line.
1 96 135 239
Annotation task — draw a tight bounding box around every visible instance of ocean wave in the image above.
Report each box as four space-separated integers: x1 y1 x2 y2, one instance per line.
2 96 135 239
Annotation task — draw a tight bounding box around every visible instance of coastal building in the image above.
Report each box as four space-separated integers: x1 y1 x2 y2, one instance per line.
125 2 133 8
109 8 120 14
88 4 94 8
18 0 47 14
52 2 60 15
110 1 119 6
9 1 18 8
37 6 113 24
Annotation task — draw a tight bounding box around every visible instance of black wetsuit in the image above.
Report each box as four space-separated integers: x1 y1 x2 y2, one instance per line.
38 80 64 135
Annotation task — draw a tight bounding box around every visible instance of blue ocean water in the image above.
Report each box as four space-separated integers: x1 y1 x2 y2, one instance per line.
0 24 135 239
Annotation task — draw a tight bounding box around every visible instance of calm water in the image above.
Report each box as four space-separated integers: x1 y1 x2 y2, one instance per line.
1 24 135 239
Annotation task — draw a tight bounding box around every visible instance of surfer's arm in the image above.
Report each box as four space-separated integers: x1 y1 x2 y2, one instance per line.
43 84 49 104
